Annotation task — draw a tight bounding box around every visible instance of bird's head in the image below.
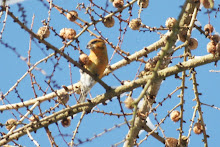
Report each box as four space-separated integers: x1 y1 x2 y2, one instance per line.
86 38 106 51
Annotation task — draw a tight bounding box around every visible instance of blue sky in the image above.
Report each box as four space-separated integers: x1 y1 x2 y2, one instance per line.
0 0 220 146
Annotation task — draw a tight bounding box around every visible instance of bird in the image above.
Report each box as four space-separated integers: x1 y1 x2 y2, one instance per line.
78 38 108 103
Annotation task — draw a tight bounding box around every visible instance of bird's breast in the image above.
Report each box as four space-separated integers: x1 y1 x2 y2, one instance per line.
87 50 108 78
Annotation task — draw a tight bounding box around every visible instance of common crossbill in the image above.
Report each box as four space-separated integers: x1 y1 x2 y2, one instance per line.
78 38 108 103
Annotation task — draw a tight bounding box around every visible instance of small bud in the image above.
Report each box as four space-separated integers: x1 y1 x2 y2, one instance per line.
29 115 39 122
145 62 154 71
37 26 50 39
60 28 76 40
181 136 189 147
188 38 198 50
178 29 187 42
61 117 71 127
74 82 81 95
5 119 17 130
129 19 141 30
193 122 203 135
102 16 115 28
121 80 131 85
57 91 69 105
201 0 214 9
67 10 78 22
144 57 158 71
216 43 220 54
165 137 178 147
113 0 124 8
79 53 90 65
165 17 177 29
204 24 214 34
137 0 149 8
124 97 134 109
211 34 220 43
170 110 180 122
59 28 65 37
207 41 217 54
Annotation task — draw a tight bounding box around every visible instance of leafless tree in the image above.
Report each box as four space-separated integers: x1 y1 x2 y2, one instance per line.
0 0 219 146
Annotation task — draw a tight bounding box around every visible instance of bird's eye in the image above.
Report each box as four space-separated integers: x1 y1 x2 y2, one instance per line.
91 40 99 44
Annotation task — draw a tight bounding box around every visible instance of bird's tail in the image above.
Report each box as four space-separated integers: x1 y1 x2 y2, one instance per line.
78 82 96 103
78 88 89 103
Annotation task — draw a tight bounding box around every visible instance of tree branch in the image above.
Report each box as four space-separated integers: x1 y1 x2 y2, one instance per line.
0 53 219 145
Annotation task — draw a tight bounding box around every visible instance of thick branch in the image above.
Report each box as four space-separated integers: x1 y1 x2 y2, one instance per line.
0 54 218 111
103 36 167 76
0 54 219 145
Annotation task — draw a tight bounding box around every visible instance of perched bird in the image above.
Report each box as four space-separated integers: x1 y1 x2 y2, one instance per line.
78 38 108 103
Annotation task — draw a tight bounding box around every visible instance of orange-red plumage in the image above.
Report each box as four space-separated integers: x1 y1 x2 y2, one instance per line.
79 38 108 102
